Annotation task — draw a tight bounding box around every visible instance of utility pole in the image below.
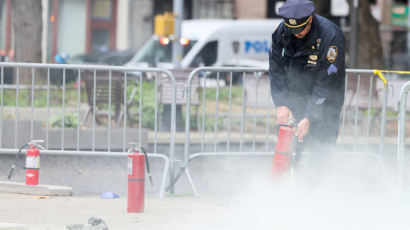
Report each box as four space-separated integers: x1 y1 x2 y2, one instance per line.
349 0 358 68
172 0 183 68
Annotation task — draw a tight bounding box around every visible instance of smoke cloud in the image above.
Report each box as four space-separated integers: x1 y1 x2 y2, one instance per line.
191 151 409 230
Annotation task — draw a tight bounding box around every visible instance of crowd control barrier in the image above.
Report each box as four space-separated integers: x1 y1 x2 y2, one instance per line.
0 62 177 198
397 81 410 195
2 63 407 198
176 67 394 197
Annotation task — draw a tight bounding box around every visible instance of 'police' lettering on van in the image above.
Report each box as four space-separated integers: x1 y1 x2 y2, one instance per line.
245 40 271 53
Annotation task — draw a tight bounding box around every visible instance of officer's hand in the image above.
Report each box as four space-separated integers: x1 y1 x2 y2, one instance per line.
276 106 294 124
296 118 310 142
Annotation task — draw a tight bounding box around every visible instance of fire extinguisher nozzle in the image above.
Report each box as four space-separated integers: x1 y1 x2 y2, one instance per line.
140 146 154 187
146 173 153 186
8 143 32 182
7 166 15 180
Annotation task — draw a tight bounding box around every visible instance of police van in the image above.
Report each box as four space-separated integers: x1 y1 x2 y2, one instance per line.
126 19 282 69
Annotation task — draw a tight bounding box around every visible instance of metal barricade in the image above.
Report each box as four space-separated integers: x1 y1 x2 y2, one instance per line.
0 62 177 198
397 81 410 195
176 67 392 197
340 69 389 154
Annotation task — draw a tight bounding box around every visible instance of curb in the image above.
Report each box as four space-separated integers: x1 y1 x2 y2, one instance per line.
0 181 72 196
0 223 28 230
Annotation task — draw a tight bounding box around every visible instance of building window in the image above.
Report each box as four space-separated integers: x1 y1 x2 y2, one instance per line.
92 0 112 20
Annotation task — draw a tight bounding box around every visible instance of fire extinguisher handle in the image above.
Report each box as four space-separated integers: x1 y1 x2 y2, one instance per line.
30 140 45 150
277 118 298 131
140 146 153 187
288 117 298 129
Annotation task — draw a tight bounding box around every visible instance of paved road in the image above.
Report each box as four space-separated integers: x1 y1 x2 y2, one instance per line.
2 164 410 230
1 189 410 230
2 152 410 230
0 192 229 230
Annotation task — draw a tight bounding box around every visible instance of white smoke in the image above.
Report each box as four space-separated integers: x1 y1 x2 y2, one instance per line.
191 152 410 230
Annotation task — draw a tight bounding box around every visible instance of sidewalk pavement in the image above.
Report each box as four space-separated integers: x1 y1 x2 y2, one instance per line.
0 192 229 230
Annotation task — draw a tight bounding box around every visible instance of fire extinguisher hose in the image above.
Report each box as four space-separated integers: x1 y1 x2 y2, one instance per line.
7 143 30 180
140 146 153 187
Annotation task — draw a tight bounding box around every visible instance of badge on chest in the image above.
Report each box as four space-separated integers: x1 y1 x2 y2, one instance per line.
306 38 322 69
307 54 317 65
306 50 318 68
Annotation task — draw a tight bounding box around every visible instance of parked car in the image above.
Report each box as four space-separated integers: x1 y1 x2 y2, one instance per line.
50 50 135 85
68 50 135 66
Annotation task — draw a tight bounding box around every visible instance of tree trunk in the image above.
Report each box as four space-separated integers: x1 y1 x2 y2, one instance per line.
312 0 331 18
348 0 383 69
346 0 383 109
357 0 383 69
11 0 43 84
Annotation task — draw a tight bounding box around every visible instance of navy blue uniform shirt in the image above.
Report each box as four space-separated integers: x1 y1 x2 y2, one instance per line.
269 14 345 125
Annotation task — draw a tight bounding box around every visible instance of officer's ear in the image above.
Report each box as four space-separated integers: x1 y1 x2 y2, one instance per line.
308 15 313 23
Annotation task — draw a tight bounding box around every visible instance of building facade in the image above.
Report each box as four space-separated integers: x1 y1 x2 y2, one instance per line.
0 0 405 67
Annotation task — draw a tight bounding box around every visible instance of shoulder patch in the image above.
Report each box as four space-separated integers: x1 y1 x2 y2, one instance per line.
327 46 338 63
327 64 338 75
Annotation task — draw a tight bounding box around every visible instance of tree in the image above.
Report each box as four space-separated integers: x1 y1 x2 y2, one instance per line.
312 0 331 19
352 0 383 69
11 0 42 84
314 0 383 69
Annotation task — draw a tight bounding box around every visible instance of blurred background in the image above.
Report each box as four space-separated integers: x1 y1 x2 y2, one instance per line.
1 0 409 199
0 0 409 73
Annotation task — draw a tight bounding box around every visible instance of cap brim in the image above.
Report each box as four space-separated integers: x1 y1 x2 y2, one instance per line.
286 25 306 34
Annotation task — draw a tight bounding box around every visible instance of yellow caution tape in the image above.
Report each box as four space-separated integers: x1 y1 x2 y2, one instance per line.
374 69 410 86
373 70 388 86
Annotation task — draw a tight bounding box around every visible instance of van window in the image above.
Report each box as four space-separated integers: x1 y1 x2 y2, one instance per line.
133 37 197 65
190 41 218 67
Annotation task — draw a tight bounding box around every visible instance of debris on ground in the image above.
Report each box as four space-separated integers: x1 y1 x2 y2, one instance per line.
66 217 109 230
100 192 119 199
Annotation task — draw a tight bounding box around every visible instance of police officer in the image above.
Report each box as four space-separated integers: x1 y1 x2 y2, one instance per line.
269 0 345 168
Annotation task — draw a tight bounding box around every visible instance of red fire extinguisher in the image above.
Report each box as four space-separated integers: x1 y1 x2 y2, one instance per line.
272 120 297 178
8 140 44 185
127 145 153 213
25 143 41 185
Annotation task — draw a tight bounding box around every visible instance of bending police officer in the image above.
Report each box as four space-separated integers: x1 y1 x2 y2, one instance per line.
269 0 346 170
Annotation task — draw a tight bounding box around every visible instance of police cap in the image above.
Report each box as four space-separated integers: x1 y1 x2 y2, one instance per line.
278 0 315 34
